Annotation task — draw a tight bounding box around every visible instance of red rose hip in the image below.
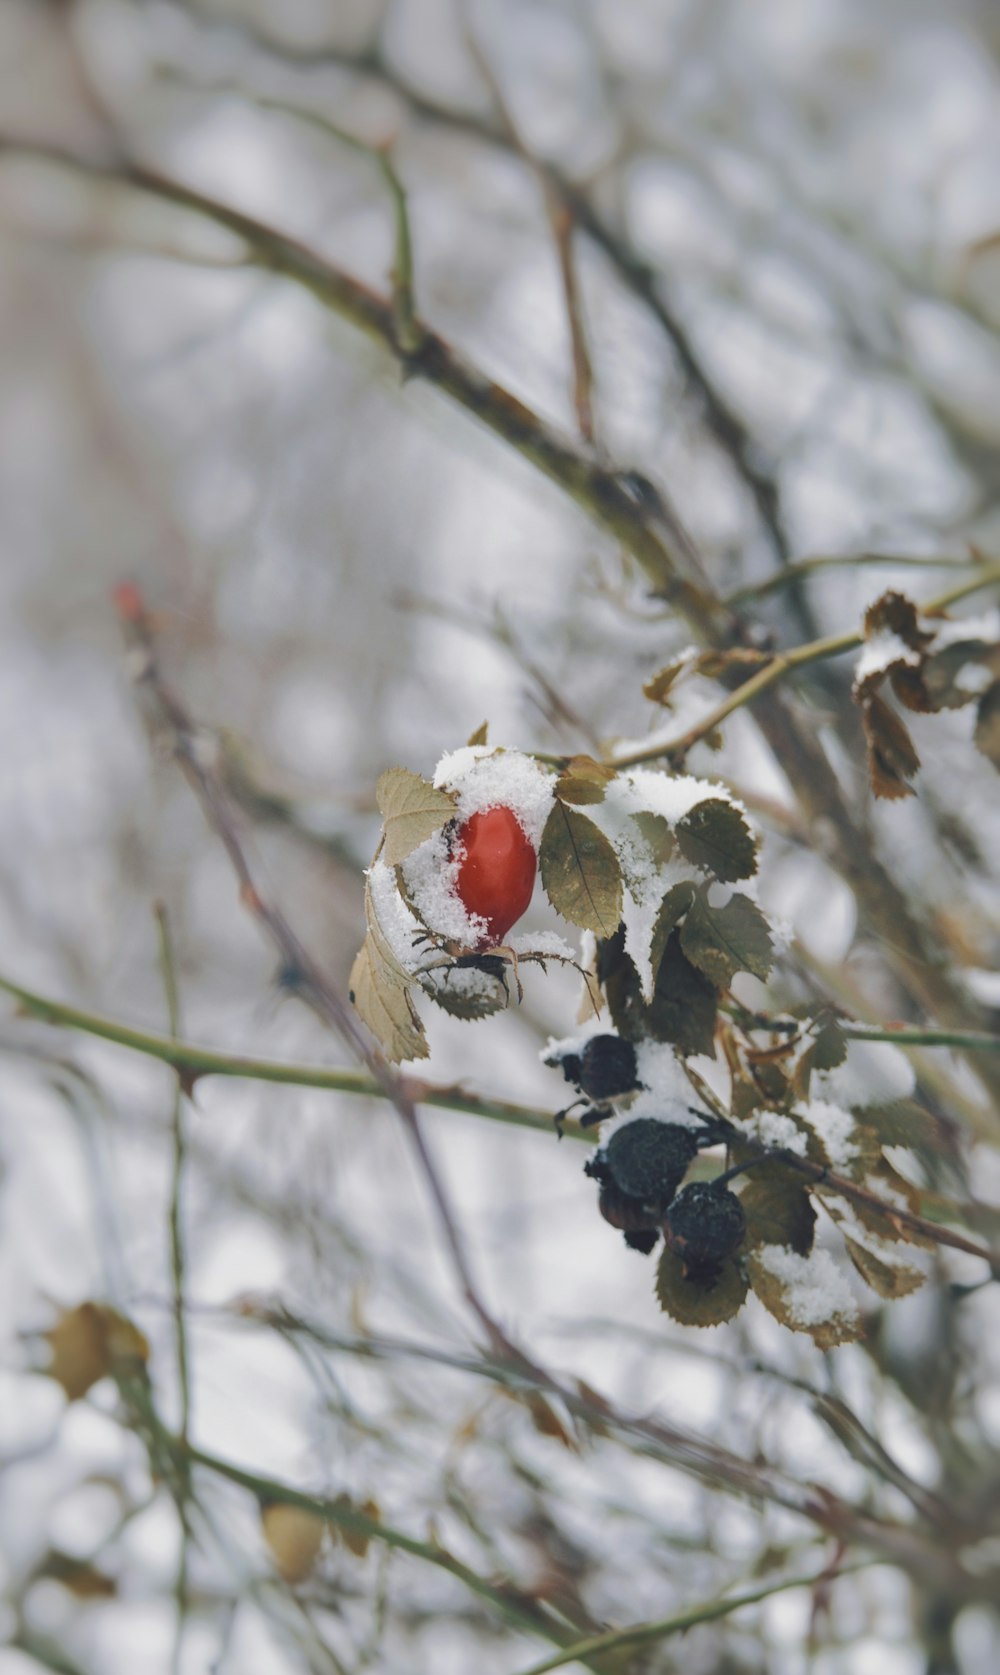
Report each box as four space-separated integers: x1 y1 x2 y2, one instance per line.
454 806 536 946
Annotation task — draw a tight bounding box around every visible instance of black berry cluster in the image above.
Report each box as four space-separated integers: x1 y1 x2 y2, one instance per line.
663 1181 746 1281
584 1118 699 1253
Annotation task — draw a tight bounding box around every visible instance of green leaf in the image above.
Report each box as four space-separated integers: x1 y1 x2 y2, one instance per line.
974 681 1000 770
466 721 489 746
647 931 718 1056
539 803 623 936
675 799 757 882
858 1098 947 1155
629 810 675 866
554 755 616 805
376 768 457 865
679 890 773 987
843 1237 926 1300
648 881 696 979
655 1247 747 1327
740 1170 815 1256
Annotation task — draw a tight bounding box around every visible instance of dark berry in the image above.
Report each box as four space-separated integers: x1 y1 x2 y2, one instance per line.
577 1035 639 1101
623 1228 660 1255
595 1182 660 1239
558 1052 583 1087
664 1181 746 1280
599 1119 699 1210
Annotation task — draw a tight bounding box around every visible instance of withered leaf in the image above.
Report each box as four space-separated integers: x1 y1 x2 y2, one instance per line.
974 681 1000 770
466 721 489 746
860 693 920 799
629 810 675 866
843 1236 926 1300
261 1501 325 1583
376 767 457 865
350 937 428 1062
539 803 623 936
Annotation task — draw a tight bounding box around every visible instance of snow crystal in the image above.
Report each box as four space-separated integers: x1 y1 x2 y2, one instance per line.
802 1099 860 1169
367 859 425 971
853 630 920 690
401 825 485 949
541 1014 613 1069
746 1110 809 1156
757 1244 860 1329
814 1038 915 1108
433 747 555 847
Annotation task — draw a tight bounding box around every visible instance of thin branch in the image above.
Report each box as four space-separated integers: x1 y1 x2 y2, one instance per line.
613 560 1000 769
463 31 596 443
508 1560 872 1675
153 902 192 1675
183 1443 603 1666
0 968 578 1138
724 551 983 607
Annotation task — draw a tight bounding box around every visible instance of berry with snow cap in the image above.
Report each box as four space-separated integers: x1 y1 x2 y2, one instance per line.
664 1181 746 1281
560 1034 640 1103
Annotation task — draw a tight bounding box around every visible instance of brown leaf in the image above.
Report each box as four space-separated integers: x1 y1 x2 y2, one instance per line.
860 693 920 799
843 1237 926 1300
261 1501 325 1583
974 681 1000 770
554 755 616 805
466 721 489 746
43 1303 149 1402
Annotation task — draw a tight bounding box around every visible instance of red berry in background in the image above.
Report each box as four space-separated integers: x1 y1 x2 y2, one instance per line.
453 806 536 946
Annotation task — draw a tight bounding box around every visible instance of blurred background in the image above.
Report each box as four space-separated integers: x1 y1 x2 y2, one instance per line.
2 1 1000 1670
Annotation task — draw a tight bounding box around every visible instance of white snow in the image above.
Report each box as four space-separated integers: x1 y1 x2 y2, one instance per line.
756 1244 860 1330
814 1038 915 1108
401 823 485 949
508 930 578 960
745 1110 809 1156
433 746 555 847
802 1099 860 1169
367 858 426 971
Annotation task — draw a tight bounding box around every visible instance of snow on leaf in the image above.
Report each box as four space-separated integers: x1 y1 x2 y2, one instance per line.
748 1245 862 1346
376 768 457 865
539 803 623 937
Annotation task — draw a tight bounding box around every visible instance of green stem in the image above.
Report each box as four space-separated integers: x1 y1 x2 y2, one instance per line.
614 562 1000 770
0 970 577 1139
509 1560 870 1675
184 1445 600 1664
724 552 980 607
